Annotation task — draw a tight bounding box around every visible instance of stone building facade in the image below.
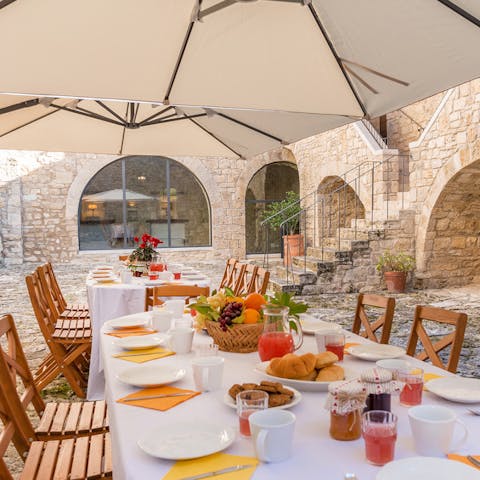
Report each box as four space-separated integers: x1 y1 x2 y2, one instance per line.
1 79 479 291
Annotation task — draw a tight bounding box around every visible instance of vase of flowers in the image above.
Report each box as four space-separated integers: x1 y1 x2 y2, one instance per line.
128 233 163 276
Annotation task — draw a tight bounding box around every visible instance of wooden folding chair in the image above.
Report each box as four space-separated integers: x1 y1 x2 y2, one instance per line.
406 305 467 373
145 285 211 310
234 264 259 296
352 293 396 344
0 313 108 443
218 258 245 292
41 262 90 320
250 266 270 295
26 270 91 397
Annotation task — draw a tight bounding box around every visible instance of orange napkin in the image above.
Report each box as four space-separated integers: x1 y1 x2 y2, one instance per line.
344 342 361 354
448 454 480 469
105 327 157 338
112 347 175 363
117 385 200 411
164 453 259 480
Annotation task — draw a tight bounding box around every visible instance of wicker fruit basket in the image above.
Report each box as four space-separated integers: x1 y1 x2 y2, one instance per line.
205 320 264 353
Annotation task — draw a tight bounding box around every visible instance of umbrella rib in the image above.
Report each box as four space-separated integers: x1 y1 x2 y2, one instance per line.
0 0 16 10
307 3 367 117
163 1 202 104
0 109 60 139
141 113 207 126
0 98 40 115
52 103 126 127
343 65 379 95
436 0 480 28
197 0 236 20
95 100 128 124
213 111 284 143
188 116 243 158
340 59 409 87
137 106 174 126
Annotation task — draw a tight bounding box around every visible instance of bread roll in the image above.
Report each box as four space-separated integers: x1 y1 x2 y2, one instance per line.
315 351 339 369
296 369 317 381
268 353 316 379
315 364 345 382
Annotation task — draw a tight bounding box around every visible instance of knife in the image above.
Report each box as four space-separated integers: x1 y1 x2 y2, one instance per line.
467 455 480 469
178 464 256 480
122 392 193 402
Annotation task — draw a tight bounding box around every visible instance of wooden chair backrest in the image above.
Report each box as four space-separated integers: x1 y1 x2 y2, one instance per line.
406 305 467 373
234 264 258 296
0 314 44 465
352 293 395 344
219 258 239 290
145 285 211 310
41 262 67 313
219 260 245 293
251 267 270 295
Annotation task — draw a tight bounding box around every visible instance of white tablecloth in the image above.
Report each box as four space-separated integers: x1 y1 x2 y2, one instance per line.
87 276 210 400
100 315 480 479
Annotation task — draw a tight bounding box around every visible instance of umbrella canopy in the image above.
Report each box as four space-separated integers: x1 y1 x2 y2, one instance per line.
82 189 154 202
0 0 479 121
0 94 349 158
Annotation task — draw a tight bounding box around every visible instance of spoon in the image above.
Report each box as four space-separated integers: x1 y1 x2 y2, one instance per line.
467 408 480 415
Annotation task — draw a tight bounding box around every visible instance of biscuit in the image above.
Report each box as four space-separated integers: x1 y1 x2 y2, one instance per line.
255 385 278 393
277 386 294 397
315 364 345 382
315 351 339 369
228 384 243 400
260 381 283 389
268 394 291 408
241 383 258 390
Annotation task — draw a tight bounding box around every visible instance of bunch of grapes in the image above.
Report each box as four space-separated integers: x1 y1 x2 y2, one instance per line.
218 302 243 331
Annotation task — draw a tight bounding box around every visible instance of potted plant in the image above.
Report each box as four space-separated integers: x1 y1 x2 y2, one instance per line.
128 233 163 276
262 191 303 266
376 251 415 293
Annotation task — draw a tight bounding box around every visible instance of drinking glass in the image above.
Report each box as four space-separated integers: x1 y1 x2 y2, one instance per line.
169 263 182 281
362 410 398 466
236 390 268 437
398 367 423 406
325 332 345 361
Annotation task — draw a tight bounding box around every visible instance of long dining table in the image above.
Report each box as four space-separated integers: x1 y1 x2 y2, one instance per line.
100 313 480 479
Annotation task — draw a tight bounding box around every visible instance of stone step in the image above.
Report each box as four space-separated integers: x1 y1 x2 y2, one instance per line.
274 265 317 286
292 255 336 274
267 277 303 295
337 227 369 240
306 247 337 262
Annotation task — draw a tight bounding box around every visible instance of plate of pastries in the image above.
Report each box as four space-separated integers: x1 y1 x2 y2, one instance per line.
224 381 302 410
255 351 355 392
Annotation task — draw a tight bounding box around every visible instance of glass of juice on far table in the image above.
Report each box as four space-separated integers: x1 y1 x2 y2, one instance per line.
398 367 424 406
325 332 345 361
236 390 268 437
362 410 398 466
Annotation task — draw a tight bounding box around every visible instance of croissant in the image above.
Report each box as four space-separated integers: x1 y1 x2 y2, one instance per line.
267 353 316 379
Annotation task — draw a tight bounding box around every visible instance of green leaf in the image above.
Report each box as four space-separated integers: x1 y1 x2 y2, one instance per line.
289 319 299 333
224 287 235 297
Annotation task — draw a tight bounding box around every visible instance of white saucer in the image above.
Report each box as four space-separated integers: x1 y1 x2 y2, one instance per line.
300 314 342 334
105 314 149 330
426 377 480 403
138 422 235 460
116 365 186 388
346 344 406 361
113 334 167 350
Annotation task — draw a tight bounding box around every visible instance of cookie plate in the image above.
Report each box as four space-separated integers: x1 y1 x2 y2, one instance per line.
223 385 302 410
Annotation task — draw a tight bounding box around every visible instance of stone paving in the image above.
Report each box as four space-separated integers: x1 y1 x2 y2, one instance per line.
1 259 479 476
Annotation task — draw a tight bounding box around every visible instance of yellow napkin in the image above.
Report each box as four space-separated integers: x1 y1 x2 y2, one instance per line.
163 453 259 480
112 347 175 363
448 454 480 469
344 342 361 354
105 327 157 338
423 372 443 390
117 385 200 411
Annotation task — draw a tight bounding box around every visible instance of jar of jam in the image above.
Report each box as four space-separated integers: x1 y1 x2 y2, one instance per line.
325 380 367 441
360 367 402 413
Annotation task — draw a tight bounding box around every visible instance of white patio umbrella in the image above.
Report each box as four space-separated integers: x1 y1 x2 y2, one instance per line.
0 94 349 158
0 0 479 122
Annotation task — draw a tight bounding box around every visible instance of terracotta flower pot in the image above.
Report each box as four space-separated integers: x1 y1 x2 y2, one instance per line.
384 271 407 293
283 234 304 266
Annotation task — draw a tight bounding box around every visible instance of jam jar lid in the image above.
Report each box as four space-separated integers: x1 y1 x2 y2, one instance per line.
360 367 402 395
325 380 367 414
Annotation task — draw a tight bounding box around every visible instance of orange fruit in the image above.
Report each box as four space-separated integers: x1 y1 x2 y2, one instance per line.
243 308 260 324
244 292 266 311
226 296 245 304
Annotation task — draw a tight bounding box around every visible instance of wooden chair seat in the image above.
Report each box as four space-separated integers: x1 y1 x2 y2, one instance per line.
53 318 92 343
20 433 112 480
36 401 109 441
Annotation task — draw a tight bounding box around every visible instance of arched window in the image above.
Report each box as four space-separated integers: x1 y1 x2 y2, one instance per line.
245 162 299 254
79 156 211 250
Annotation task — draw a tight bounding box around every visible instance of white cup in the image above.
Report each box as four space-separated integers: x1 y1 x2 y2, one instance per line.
191 356 224 392
314 325 343 352
158 271 173 281
164 299 186 318
168 327 194 354
120 269 132 284
408 405 468 457
249 409 296 462
175 315 193 329
150 309 173 332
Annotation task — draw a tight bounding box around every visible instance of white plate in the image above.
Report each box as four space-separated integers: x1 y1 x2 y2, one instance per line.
346 344 406 361
182 273 205 280
138 422 235 460
254 361 358 392
426 377 480 403
105 314 149 330
300 315 342 335
113 334 167 350
376 457 480 480
142 279 167 286
116 365 186 388
94 277 117 283
223 386 302 410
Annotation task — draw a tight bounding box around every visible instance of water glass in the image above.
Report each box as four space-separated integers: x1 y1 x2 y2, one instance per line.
398 367 423 406
362 410 398 466
195 342 219 357
325 332 345 361
236 390 268 437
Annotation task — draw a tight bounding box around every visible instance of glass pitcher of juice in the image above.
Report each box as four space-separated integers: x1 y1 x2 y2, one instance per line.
258 305 303 361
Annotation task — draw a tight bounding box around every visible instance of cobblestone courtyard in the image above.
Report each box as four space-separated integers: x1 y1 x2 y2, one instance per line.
1 260 479 476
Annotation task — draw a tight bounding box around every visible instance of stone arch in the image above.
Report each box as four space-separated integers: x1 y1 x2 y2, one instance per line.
417 158 480 287
316 176 366 239
66 154 220 252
